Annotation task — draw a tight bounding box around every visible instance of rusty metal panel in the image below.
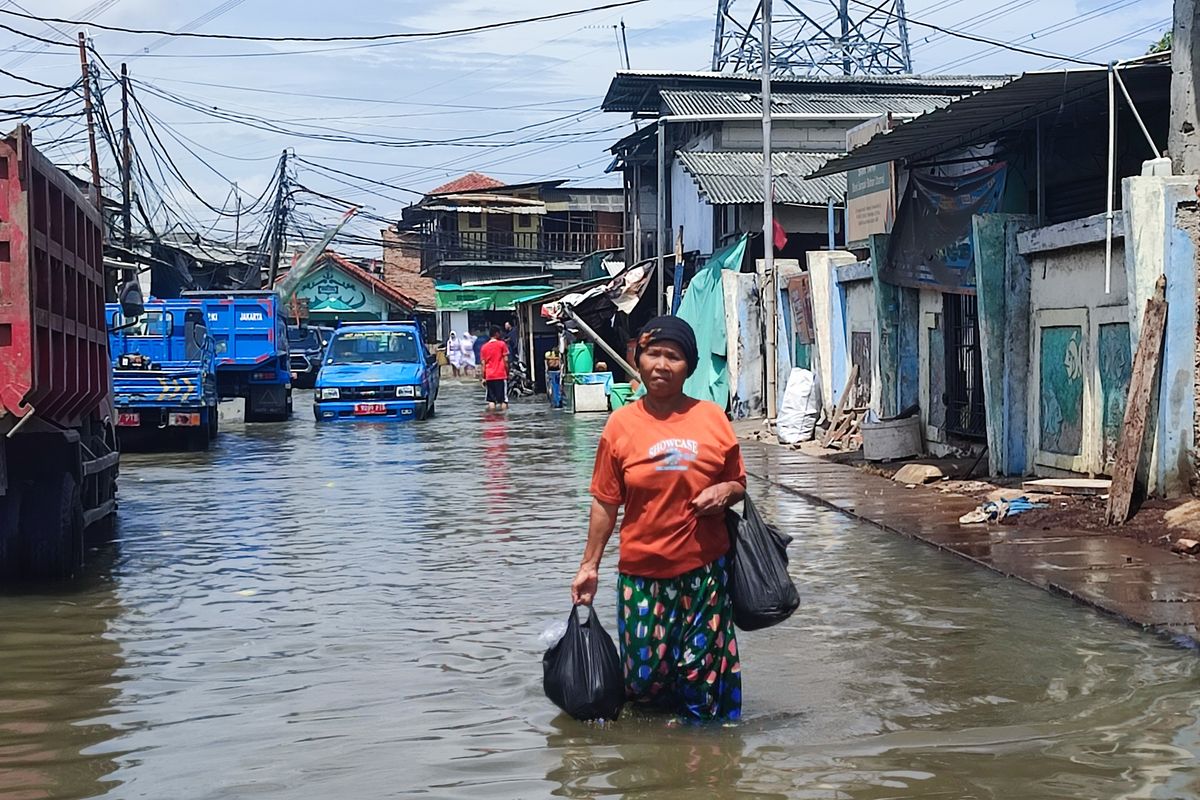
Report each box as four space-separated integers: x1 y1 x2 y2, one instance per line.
0 126 106 429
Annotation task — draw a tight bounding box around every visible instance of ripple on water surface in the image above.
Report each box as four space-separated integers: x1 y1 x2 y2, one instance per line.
0 384 1198 799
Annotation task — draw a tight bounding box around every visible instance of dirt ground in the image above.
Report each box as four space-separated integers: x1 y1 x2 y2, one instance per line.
739 424 1199 554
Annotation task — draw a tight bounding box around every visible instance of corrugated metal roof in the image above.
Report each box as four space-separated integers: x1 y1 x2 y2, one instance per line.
677 151 846 206
603 70 1009 113
659 89 965 118
809 64 1170 177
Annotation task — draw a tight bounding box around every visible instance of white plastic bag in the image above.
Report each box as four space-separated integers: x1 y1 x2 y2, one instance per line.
539 619 568 649
777 368 821 444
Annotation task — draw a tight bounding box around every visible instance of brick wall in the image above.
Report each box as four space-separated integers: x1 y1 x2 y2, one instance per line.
381 228 436 309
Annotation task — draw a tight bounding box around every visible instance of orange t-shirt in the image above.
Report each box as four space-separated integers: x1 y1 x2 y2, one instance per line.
590 398 746 579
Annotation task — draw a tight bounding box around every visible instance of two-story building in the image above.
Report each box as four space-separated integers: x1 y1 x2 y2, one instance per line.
603 70 1004 267
399 172 624 339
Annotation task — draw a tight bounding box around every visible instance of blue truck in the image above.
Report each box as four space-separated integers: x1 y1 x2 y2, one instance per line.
183 291 292 422
106 298 219 450
313 322 440 421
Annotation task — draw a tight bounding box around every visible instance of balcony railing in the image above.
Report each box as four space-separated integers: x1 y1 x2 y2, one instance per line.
422 230 624 268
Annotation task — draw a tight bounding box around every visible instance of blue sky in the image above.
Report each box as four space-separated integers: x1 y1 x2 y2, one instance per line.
0 0 1174 250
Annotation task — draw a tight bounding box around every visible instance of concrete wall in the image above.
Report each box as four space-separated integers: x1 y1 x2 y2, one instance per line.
719 120 862 151
723 271 764 420
807 250 857 415
973 214 1035 475
1122 174 1200 496
743 204 830 236
843 279 879 414
917 289 946 448
1019 215 1129 477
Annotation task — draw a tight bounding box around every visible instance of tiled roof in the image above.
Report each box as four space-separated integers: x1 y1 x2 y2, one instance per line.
659 89 964 118
428 172 505 195
676 150 846 206
276 251 417 311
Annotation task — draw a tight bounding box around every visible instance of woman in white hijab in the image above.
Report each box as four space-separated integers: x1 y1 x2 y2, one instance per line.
447 331 463 377
460 331 478 376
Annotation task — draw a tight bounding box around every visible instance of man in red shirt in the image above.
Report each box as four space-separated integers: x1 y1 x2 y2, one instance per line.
479 326 510 411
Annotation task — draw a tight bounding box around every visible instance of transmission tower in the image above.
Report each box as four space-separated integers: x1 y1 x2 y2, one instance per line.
712 0 913 76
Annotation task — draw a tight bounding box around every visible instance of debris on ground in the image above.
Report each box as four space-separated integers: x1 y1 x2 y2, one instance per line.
1171 538 1200 555
1021 477 1111 496
892 463 944 485
1164 500 1200 532
958 496 1048 525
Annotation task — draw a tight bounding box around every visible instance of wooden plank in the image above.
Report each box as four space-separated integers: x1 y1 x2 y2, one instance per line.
1022 477 1112 496
822 364 859 447
1105 277 1168 525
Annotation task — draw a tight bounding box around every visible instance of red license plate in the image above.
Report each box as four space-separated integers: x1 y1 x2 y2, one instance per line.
117 412 140 427
354 403 388 415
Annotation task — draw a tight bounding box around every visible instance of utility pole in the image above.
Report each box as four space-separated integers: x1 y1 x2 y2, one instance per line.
1169 0 1200 176
761 0 778 420
619 19 632 69
233 182 241 248
267 150 288 288
77 33 101 205
120 63 132 251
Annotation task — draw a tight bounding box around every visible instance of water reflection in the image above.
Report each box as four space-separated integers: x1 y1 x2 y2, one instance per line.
0 383 1198 798
0 544 125 800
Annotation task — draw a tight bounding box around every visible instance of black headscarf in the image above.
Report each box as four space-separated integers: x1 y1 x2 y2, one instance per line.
636 315 699 377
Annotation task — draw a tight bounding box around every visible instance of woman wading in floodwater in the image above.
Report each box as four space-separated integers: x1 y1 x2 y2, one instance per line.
571 316 747 721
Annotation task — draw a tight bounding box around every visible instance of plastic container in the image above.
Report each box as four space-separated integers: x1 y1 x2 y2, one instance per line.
567 342 594 375
609 382 633 409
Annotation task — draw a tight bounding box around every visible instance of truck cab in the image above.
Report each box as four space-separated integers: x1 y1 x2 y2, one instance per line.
313 322 440 421
106 298 219 449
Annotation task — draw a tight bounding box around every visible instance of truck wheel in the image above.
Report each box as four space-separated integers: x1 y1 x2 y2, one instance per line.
22 471 84 580
188 423 212 451
209 408 220 440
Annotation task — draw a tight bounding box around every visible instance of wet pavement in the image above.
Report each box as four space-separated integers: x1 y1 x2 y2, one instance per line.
2 382 1200 798
742 444 1200 646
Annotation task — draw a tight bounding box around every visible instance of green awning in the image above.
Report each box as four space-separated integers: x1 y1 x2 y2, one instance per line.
435 283 553 312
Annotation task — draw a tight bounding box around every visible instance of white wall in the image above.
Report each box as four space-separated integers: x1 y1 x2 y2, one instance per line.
670 158 714 257
843 280 880 414
807 251 856 414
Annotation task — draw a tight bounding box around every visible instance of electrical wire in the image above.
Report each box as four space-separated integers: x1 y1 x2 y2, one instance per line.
0 1 653 44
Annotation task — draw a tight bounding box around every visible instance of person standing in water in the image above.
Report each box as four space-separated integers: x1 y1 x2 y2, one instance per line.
479 326 510 411
570 316 746 721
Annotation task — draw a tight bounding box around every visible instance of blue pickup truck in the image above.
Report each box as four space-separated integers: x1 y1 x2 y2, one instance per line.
183 291 292 422
313 322 440 421
106 298 219 449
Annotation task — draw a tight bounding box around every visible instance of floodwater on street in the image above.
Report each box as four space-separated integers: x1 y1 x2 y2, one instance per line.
2 381 1199 799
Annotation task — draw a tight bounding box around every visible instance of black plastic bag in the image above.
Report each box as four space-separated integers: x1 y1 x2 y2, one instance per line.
726 494 800 631
542 604 625 722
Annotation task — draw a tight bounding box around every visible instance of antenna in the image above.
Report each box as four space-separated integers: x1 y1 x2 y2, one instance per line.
713 0 912 75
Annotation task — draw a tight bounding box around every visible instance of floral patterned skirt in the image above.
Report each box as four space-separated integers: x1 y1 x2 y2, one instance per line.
616 556 741 721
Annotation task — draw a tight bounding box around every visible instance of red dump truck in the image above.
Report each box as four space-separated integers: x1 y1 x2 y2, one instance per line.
0 126 123 580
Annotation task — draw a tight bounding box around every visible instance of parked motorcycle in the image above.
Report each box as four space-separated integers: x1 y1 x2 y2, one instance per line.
508 359 536 400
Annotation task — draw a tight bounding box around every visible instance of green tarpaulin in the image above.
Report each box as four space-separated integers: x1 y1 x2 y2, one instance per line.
677 235 748 408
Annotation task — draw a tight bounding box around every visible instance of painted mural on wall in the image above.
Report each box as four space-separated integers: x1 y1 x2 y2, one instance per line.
883 164 1007 293
1039 325 1084 456
294 266 383 316
1098 322 1132 470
